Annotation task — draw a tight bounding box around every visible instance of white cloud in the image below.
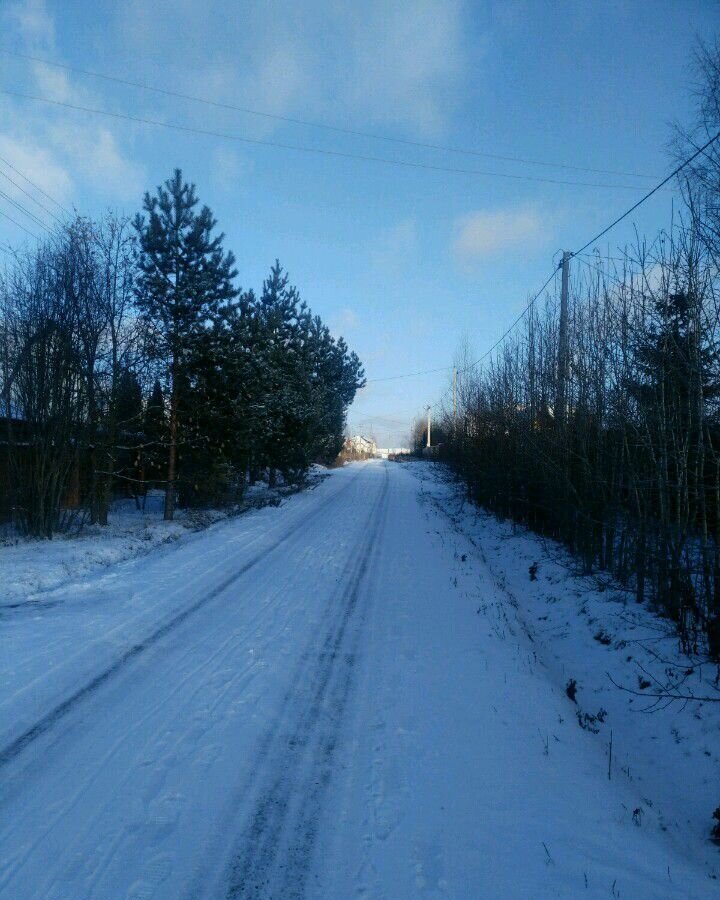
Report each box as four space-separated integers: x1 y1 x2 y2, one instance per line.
0 135 73 206
113 0 467 137
342 0 466 135
31 62 74 102
5 0 55 50
453 205 547 261
1 0 469 232
0 1 147 216
48 124 145 200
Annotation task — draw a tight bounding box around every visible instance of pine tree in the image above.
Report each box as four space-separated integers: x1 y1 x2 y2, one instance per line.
113 369 143 431
143 380 167 490
252 261 365 477
133 170 238 519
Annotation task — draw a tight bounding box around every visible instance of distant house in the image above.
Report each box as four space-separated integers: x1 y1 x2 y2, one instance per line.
342 434 377 459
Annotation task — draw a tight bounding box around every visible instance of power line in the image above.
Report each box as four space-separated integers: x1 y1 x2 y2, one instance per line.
440 127 720 406
365 267 558 391
366 365 452 383
430 131 720 407
0 188 51 232
462 267 559 374
0 207 40 240
463 131 720 392
0 89 667 193
0 152 71 216
0 164 64 224
0 47 659 182
576 251 627 263
572 128 720 257
429 130 720 404
573 253 631 289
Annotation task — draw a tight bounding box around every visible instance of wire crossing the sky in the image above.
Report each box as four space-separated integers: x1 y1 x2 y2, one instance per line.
0 209 40 240
0 47 659 182
1 89 665 193
366 128 720 392
1 68 714 395
571 129 720 257
0 153 71 217
0 166 64 225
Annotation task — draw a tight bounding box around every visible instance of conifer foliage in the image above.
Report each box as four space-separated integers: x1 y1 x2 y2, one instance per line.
134 169 239 520
0 171 365 533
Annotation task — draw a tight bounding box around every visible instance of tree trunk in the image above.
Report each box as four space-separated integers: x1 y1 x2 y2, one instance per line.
165 367 178 521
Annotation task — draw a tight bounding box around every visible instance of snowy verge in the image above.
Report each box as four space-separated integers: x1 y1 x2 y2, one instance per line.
0 470 329 608
407 460 720 872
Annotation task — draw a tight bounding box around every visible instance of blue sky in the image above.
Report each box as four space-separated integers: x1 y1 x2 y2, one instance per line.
0 0 718 446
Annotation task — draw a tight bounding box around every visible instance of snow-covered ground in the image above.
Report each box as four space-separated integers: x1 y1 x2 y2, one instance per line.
0 460 717 898
0 473 325 609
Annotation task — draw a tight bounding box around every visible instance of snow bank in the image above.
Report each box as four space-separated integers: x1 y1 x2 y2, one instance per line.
0 475 327 609
409 460 720 875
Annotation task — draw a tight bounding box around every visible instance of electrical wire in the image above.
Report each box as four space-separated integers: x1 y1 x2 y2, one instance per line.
462 266 559 374
0 89 667 193
5 53 712 416
0 164 64 224
0 187 52 232
0 153 70 216
0 207 40 240
427 129 720 409
572 128 720 257
364 267 558 391
366 365 452 384
0 47 659 182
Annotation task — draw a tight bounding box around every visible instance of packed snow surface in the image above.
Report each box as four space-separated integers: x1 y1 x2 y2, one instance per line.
0 460 717 898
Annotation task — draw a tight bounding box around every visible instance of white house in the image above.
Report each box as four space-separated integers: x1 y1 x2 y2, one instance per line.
343 434 377 458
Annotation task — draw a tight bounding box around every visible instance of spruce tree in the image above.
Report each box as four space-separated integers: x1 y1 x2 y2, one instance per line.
133 170 238 519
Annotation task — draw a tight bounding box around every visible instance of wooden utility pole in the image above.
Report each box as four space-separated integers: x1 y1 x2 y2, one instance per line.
556 251 571 425
426 405 432 448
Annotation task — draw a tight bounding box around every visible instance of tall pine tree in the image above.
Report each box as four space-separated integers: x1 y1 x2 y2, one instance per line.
133 170 237 519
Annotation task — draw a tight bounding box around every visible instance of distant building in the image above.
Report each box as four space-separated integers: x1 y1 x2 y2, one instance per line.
375 447 411 459
342 434 377 459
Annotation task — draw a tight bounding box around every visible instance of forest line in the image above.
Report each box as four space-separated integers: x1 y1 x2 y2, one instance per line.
0 169 365 537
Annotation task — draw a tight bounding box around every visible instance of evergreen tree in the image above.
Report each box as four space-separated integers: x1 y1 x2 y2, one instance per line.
133 170 238 519
112 369 143 431
144 380 166 445
252 261 365 477
143 380 167 487
633 290 718 413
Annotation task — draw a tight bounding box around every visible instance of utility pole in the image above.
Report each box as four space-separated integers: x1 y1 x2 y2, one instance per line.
426 405 432 448
556 251 571 425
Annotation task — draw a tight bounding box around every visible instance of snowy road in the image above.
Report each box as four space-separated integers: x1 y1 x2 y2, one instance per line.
0 461 714 898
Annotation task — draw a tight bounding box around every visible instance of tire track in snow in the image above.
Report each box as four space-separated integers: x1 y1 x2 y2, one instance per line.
220 465 390 899
0 471 362 772
0 536 319 895
0 471 370 899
